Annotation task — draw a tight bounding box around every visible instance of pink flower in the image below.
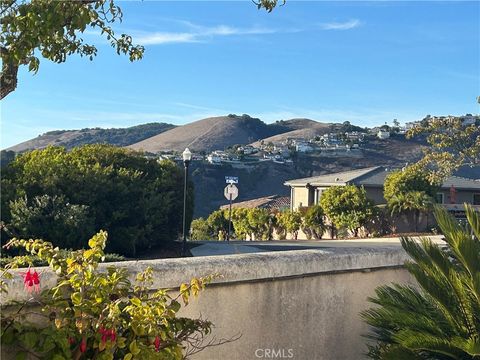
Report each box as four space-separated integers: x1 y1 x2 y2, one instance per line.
154 336 161 352
22 268 40 293
99 327 116 344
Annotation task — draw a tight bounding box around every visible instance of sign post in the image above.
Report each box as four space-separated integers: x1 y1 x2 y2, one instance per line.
224 177 239 241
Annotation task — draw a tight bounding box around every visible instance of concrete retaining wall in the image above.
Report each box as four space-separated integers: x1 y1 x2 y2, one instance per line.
2 247 415 360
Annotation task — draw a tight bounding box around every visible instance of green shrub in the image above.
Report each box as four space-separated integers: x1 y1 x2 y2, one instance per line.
1 145 193 257
1 232 220 359
190 218 211 240
361 205 480 359
320 185 376 237
302 205 327 240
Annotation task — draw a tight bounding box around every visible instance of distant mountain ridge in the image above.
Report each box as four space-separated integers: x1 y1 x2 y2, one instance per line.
128 114 304 153
5 114 379 153
7 122 176 152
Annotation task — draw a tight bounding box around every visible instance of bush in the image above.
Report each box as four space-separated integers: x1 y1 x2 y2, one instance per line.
361 205 480 359
276 210 302 240
206 210 229 240
302 205 326 240
383 167 439 204
1 232 220 359
9 194 95 250
1 145 193 257
320 185 377 237
190 218 211 240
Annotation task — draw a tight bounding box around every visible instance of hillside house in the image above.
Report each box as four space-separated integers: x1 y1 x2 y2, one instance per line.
405 121 421 130
377 130 390 139
295 141 314 153
207 153 222 164
285 166 480 235
460 114 478 126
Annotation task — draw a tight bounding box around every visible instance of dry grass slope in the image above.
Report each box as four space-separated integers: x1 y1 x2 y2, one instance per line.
128 115 291 153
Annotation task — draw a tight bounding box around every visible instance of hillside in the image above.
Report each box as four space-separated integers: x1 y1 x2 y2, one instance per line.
250 119 359 147
129 114 292 153
7 123 175 152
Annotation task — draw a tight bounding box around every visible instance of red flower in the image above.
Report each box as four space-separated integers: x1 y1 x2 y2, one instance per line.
80 337 87 353
22 268 40 293
68 337 75 345
154 336 161 352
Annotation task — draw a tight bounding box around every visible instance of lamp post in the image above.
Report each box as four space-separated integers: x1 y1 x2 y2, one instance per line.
181 147 192 257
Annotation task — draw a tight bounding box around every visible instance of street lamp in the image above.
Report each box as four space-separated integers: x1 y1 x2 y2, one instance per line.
181 147 192 256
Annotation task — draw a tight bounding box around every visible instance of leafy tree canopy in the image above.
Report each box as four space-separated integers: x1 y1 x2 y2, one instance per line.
319 185 376 236
407 115 480 182
1 144 193 256
384 167 439 204
302 204 326 240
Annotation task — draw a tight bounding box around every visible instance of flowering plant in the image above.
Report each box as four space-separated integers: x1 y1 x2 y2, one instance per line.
1 231 221 359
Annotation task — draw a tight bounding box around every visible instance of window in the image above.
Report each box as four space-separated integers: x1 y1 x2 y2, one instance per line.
435 193 444 204
474 194 480 205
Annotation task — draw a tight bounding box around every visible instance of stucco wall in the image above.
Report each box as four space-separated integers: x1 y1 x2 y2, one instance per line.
292 187 310 209
2 248 414 360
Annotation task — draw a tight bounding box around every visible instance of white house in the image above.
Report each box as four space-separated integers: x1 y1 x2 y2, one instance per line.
377 130 390 139
207 154 222 164
461 114 478 126
296 143 314 152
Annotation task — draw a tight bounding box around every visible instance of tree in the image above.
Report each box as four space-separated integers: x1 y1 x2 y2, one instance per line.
388 191 433 233
0 150 15 168
320 185 376 237
384 167 437 233
407 115 480 182
302 204 326 240
361 205 480 359
206 210 229 241
277 210 302 240
384 167 439 204
1 144 192 256
190 217 211 241
9 194 94 249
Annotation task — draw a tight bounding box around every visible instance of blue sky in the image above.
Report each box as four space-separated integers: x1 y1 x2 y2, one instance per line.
2 1 479 149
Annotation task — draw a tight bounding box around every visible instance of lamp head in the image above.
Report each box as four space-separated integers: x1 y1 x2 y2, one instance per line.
182 148 192 162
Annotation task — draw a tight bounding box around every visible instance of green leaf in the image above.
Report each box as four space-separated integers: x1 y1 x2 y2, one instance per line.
129 340 140 355
71 292 82 305
22 331 38 348
15 352 27 360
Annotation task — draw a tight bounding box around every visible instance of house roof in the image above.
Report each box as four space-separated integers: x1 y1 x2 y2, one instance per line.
284 166 480 191
220 195 290 210
284 167 381 187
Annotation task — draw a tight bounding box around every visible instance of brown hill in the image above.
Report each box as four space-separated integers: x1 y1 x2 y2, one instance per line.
6 123 175 152
250 119 332 146
129 114 289 153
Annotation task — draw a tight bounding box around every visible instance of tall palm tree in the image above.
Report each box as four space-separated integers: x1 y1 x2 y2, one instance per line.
389 191 433 232
361 205 480 359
